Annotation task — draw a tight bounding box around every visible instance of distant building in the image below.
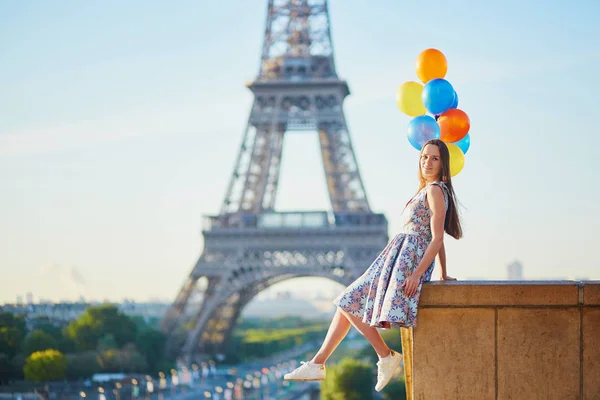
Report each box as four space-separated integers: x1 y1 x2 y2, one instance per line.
507 260 523 280
118 300 169 322
26 292 34 304
0 300 169 327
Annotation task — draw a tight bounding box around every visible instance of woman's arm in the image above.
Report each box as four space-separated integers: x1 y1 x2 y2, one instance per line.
401 184 445 296
437 243 456 280
438 242 447 277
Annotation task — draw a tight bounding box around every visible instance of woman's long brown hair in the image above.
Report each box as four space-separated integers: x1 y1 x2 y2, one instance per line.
418 139 463 239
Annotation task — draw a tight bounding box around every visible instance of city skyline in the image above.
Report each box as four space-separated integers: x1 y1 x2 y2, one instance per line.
1 0 599 303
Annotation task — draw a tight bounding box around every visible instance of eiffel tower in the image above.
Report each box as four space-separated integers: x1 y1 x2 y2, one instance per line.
161 0 388 361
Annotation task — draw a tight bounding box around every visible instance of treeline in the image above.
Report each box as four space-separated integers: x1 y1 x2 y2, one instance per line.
225 316 329 362
0 305 174 384
236 324 327 359
1 308 334 383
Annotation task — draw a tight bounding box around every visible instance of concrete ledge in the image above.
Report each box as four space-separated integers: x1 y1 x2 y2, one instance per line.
403 281 600 400
420 280 584 307
584 282 600 305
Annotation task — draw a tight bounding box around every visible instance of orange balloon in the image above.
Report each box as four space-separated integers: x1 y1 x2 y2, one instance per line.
438 108 470 143
416 48 448 83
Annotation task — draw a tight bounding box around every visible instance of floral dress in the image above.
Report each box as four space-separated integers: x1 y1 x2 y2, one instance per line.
333 181 449 328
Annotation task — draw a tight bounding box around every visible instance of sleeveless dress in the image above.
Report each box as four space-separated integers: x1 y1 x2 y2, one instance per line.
333 181 449 328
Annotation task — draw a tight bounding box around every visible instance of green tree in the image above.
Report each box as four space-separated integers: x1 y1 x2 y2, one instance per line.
382 378 407 400
23 349 67 382
30 317 76 353
0 328 24 359
0 353 19 384
0 312 26 336
320 358 374 400
56 331 77 354
65 351 101 380
97 334 118 352
98 344 147 373
129 315 150 331
10 353 26 380
66 305 137 351
23 330 58 356
30 317 62 340
0 312 27 358
135 329 166 372
67 324 96 351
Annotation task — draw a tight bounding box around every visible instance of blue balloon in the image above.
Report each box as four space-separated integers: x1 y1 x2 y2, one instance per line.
422 78 455 115
451 132 471 154
407 115 440 151
449 91 459 109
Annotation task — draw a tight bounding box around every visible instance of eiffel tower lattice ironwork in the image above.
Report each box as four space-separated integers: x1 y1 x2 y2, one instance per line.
161 0 389 361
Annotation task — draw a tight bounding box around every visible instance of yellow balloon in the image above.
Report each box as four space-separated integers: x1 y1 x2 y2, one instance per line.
395 81 427 117
447 143 465 177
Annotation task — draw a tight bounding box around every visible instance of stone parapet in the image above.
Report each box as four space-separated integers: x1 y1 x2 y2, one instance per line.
401 281 600 400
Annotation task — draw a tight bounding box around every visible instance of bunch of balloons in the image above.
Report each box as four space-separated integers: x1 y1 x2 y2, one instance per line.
395 49 471 177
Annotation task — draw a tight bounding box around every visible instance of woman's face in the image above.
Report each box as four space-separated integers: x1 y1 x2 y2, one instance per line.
420 144 442 181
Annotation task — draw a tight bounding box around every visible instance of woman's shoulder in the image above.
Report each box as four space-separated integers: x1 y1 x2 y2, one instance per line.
426 181 448 190
425 181 449 206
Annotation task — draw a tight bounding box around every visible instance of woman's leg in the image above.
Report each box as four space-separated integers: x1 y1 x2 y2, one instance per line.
339 309 391 359
311 307 391 364
310 308 352 364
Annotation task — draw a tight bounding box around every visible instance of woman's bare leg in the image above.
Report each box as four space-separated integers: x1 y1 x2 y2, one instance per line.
310 307 391 364
310 309 352 364
339 309 391 359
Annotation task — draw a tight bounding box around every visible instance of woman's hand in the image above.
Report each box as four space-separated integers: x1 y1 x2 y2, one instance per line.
441 275 457 281
401 274 421 297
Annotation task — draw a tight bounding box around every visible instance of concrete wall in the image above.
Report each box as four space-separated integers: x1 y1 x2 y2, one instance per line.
401 281 600 400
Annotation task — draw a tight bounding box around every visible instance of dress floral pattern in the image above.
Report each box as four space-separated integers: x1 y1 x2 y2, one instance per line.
333 181 449 328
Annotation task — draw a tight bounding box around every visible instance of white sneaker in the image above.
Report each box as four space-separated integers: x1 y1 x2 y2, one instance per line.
283 361 326 381
375 350 403 392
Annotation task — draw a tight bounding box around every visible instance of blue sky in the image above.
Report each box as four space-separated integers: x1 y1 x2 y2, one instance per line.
1 0 599 303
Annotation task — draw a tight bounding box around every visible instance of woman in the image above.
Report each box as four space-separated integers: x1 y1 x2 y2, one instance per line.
284 139 463 392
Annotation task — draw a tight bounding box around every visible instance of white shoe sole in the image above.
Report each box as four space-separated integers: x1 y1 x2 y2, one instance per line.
375 354 403 392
